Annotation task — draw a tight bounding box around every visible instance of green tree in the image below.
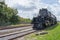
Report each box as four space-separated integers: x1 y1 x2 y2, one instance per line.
0 2 20 26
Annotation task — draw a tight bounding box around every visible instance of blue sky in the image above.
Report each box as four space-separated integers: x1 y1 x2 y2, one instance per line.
5 0 60 21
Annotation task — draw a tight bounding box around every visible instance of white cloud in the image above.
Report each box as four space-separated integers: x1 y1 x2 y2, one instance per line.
58 0 60 3
56 16 60 21
5 0 60 21
5 0 33 7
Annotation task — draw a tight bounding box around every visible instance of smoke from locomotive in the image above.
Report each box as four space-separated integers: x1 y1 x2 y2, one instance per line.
31 8 57 30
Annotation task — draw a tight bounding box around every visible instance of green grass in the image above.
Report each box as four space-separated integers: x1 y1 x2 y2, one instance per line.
24 22 60 40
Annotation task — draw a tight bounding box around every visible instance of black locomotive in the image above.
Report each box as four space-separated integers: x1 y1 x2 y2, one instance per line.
32 8 57 30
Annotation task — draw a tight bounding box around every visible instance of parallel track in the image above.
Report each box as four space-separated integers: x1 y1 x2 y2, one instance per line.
9 30 35 40
0 26 35 40
0 25 32 30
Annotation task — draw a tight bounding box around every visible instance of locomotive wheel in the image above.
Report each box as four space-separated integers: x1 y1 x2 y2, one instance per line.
33 23 44 30
37 23 45 30
33 24 37 30
45 21 50 27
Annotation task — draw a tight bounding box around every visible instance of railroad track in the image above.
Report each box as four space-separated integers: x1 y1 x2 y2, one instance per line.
0 26 35 40
0 25 32 30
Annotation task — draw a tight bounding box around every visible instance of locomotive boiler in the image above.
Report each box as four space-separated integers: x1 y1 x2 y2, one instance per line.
32 8 57 30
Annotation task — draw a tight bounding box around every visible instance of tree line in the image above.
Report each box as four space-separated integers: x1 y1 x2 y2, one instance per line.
0 2 31 26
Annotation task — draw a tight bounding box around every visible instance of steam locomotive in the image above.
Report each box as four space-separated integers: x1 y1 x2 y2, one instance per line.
32 8 57 30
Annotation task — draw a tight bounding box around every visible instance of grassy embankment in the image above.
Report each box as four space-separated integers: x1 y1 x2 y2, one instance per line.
24 22 60 40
